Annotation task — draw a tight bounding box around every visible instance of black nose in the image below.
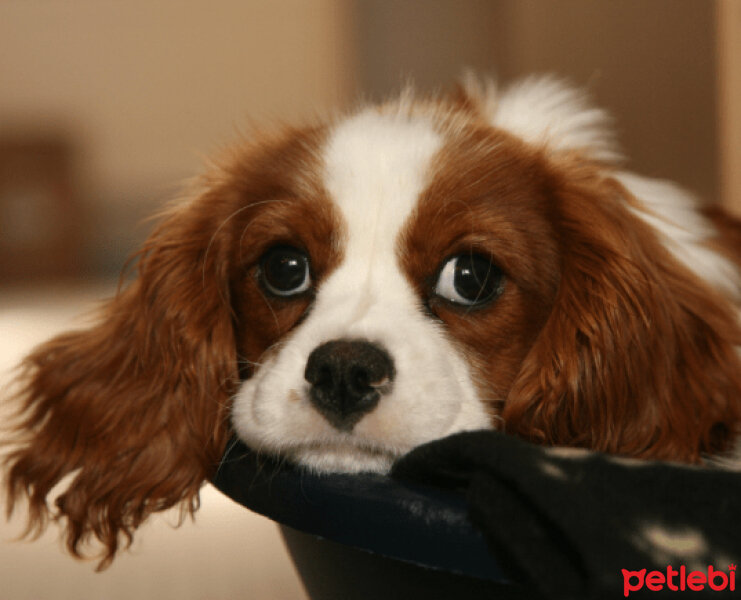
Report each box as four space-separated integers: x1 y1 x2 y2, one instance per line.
304 339 395 431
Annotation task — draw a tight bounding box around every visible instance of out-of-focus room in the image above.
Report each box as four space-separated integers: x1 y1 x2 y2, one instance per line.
1 1 739 598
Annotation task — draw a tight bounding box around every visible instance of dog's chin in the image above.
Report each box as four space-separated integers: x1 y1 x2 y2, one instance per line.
283 442 399 474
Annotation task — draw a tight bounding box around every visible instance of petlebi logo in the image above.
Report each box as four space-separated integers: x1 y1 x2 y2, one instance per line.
622 564 736 596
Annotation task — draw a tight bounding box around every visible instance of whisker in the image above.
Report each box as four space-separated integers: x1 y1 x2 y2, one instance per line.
213 436 243 480
202 204 252 289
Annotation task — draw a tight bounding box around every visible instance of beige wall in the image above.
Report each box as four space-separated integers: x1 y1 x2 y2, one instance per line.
0 0 353 269
717 0 741 215
1 1 732 275
0 0 352 196
492 0 718 205
355 0 720 206
352 0 499 97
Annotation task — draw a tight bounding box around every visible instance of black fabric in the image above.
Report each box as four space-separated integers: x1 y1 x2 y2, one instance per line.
212 438 508 582
391 430 741 599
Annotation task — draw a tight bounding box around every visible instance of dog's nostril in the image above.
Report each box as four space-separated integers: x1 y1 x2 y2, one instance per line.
304 339 395 431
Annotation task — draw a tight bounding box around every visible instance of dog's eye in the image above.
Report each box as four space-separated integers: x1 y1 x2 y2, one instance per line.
259 246 312 297
434 254 504 306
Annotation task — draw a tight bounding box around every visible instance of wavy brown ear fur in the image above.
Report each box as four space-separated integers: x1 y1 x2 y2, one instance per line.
3 189 238 569
503 162 741 462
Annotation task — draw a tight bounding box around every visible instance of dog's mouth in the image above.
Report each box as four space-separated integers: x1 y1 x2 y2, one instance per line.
281 438 402 474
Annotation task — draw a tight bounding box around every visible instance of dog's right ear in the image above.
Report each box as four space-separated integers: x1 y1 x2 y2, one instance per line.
3 184 239 569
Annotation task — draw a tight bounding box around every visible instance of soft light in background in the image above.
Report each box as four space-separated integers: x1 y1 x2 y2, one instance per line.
1 1 739 599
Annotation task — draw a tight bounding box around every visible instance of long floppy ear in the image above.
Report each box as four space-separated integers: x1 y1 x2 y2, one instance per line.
503 164 741 462
3 188 238 568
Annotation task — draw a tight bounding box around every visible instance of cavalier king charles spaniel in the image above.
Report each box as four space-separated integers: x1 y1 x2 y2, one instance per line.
4 75 741 566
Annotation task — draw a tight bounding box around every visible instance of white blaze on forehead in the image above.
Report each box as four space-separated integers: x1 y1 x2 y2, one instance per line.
323 109 443 276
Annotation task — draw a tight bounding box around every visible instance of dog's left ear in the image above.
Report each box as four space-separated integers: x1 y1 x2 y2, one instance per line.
3 187 238 568
503 165 741 461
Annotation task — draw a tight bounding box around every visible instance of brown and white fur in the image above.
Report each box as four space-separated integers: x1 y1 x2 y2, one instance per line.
4 75 741 567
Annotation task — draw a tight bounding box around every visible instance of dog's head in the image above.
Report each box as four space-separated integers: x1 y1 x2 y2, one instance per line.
5 76 741 566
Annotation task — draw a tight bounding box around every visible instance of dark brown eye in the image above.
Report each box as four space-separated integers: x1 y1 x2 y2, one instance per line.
259 246 311 297
434 253 504 306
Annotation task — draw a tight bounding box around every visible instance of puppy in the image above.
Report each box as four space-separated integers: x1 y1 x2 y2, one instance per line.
4 76 741 567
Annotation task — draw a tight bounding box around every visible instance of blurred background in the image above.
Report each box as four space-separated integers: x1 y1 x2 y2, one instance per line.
1 1 739 598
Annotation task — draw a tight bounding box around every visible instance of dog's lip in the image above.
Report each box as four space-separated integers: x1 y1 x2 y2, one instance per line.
280 437 404 461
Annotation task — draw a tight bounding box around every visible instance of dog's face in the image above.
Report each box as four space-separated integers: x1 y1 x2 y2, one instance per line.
229 108 559 472
5 77 741 566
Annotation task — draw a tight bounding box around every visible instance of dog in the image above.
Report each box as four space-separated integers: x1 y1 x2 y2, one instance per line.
4 75 741 567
